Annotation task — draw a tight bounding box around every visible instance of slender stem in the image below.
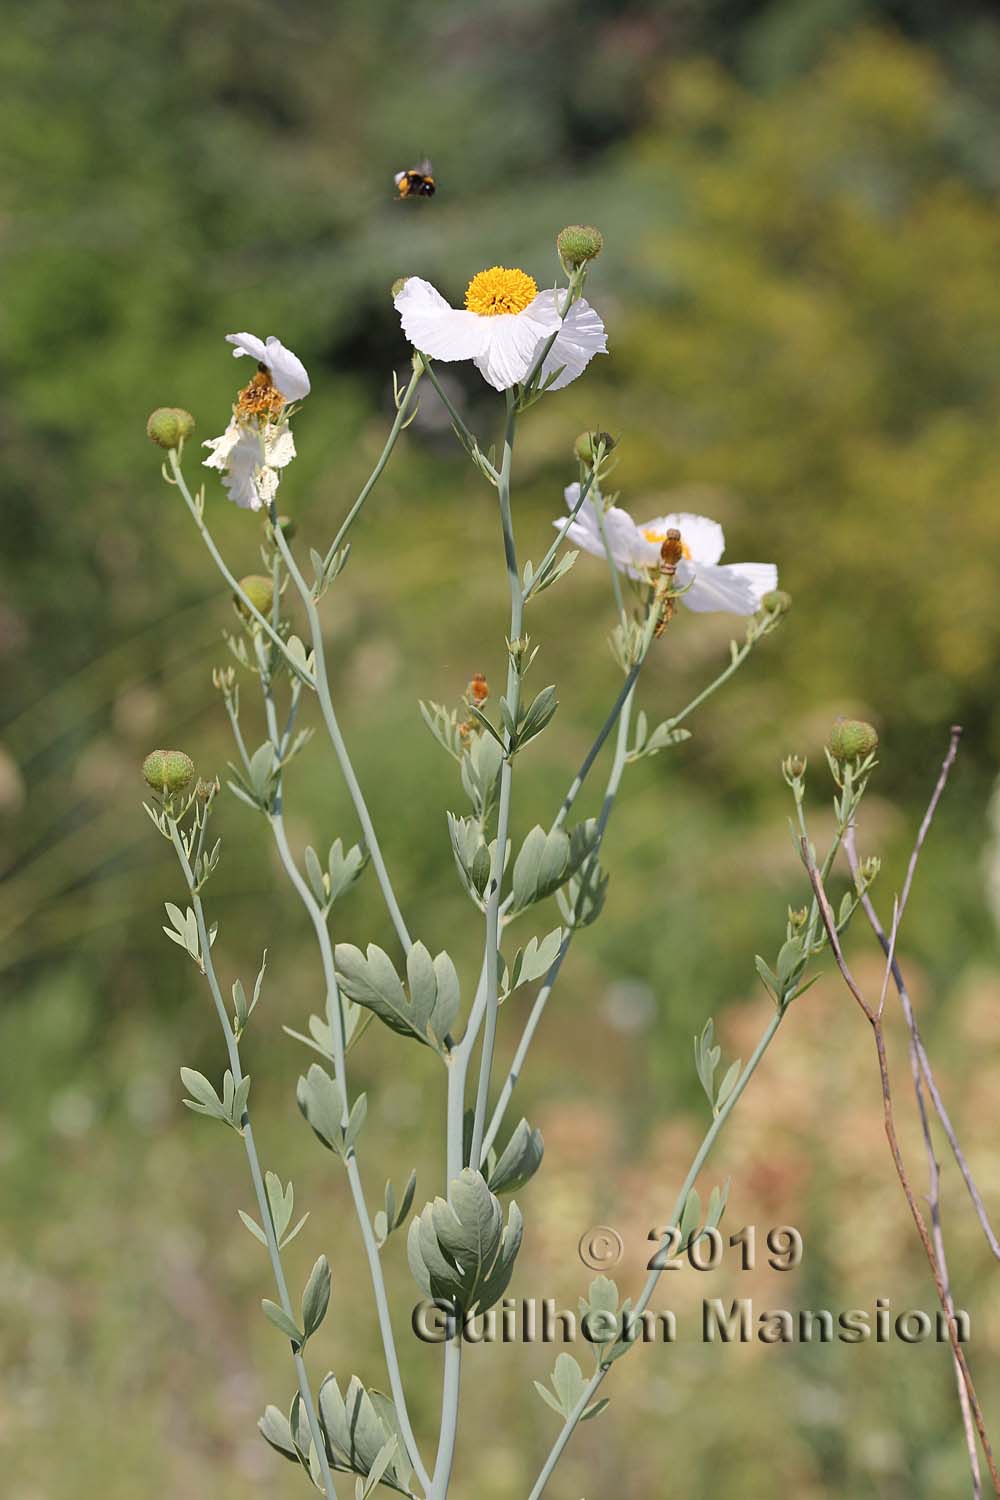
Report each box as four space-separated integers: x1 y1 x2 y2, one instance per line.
528 1006 784 1499
553 665 640 832
668 628 759 733
845 727 982 1493
468 391 519 1172
430 1338 462 1500
322 366 424 569
271 514 413 952
417 357 497 480
166 817 338 1500
480 931 570 1158
258 683 430 1493
484 604 659 1155
845 823 1000 1260
167 449 314 686
804 848 1000 1495
526 465 601 600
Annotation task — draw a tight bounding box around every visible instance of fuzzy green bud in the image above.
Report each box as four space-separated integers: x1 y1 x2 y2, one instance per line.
236 575 274 618
146 408 195 449
142 749 195 794
391 277 408 299
557 225 604 269
574 430 616 466
781 753 807 790
762 589 791 615
271 514 297 541
828 718 879 762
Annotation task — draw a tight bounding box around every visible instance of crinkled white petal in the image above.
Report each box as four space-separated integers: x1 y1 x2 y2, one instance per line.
531 291 608 391
641 511 725 567
394 278 487 362
679 561 777 614
202 421 291 511
474 312 550 391
264 422 297 469
226 332 311 402
202 418 242 470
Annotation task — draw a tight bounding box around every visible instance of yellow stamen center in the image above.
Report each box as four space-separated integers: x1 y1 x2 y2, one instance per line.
464 266 539 317
643 528 691 558
235 367 286 422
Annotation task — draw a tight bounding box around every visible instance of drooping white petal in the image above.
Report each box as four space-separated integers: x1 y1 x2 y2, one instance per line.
679 560 777 614
394 278 487 362
262 337 311 401
225 332 311 402
530 291 608 391
641 512 725 567
227 332 269 364
474 313 549 391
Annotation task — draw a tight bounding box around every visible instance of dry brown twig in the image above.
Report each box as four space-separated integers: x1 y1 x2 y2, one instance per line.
845 726 985 1495
801 727 1000 1496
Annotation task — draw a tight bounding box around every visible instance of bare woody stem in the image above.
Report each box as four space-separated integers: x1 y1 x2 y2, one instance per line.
845 739 1000 1262
803 840 1000 1497
846 726 981 1493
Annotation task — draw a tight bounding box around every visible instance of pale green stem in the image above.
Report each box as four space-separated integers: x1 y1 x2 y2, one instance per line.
322 365 424 570
270 513 413 952
526 465 601 599
468 390 519 1173
430 1338 463 1500
166 818 338 1500
167 448 314 686
417 357 497 480
527 1006 784 1500
483 607 658 1156
258 686 430 1494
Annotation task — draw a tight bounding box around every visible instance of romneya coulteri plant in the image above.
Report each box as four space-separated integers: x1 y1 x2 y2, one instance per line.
141 226 997 1496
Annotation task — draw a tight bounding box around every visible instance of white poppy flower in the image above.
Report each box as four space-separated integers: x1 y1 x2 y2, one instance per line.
394 268 607 392
558 485 777 614
202 418 297 511
226 332 311 402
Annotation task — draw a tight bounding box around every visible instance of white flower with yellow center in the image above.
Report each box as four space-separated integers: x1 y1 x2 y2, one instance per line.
203 333 309 509
394 266 607 392
558 484 777 614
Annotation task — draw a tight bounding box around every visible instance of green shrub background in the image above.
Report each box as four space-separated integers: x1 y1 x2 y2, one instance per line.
4 3 1000 1494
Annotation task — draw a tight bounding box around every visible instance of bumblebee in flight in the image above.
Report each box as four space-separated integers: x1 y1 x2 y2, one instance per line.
394 159 436 199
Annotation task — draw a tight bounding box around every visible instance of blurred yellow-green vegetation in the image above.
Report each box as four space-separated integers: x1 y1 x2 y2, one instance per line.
4 1 1000 1496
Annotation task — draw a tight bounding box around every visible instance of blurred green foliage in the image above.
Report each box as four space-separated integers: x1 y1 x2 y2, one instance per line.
3 3 1000 1496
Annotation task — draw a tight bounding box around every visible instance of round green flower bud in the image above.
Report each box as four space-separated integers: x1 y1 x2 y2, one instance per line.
762 589 791 615
146 408 195 449
574 430 617 465
142 749 195 794
828 719 879 762
272 514 297 541
557 225 604 268
236 575 274 618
